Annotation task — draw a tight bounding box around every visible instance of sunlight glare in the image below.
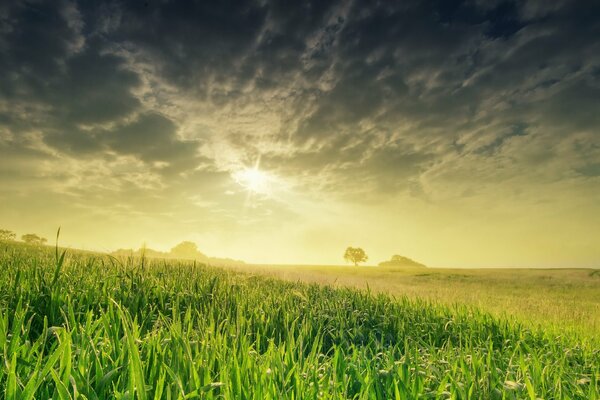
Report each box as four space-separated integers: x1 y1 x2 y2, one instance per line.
234 167 270 194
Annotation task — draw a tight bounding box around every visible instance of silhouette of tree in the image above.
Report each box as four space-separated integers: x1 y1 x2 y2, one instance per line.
344 246 368 266
0 229 16 242
21 233 47 245
170 241 207 260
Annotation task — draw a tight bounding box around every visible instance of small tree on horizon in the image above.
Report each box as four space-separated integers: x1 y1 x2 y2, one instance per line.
21 233 47 245
0 229 16 242
344 246 368 266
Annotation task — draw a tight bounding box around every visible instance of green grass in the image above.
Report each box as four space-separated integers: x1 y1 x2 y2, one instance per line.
0 242 598 399
238 263 600 340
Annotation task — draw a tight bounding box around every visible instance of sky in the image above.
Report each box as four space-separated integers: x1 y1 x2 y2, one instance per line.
0 0 599 267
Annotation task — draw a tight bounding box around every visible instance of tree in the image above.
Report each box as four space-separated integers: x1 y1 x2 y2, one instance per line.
21 233 47 245
170 241 207 260
0 229 16 242
344 246 368 266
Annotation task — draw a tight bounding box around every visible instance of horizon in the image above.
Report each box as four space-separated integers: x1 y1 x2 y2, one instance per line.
1 1 599 268
2 229 598 270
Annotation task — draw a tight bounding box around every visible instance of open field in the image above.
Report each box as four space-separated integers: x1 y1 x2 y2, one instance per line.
1 242 599 399
227 264 600 340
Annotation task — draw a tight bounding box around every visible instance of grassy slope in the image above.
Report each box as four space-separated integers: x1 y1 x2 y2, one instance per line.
0 242 598 399
235 264 600 339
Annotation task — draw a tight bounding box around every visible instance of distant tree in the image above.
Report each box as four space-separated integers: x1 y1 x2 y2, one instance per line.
170 241 207 260
0 229 16 242
21 233 47 245
344 246 368 266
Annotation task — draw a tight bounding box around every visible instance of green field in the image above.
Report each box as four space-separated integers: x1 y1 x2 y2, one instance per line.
231 263 600 340
1 242 599 399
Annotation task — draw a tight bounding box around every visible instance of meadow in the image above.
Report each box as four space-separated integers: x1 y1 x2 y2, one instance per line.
0 242 599 399
233 263 600 340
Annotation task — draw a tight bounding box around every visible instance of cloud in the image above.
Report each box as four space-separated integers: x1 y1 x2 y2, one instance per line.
0 2 142 156
2 0 598 194
102 112 204 175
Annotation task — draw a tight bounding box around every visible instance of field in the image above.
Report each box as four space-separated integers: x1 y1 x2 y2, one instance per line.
230 264 600 340
1 242 599 399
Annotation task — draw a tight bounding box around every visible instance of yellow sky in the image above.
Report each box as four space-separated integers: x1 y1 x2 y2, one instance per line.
1 158 598 267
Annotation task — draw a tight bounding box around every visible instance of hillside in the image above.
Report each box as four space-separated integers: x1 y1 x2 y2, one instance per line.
0 242 598 398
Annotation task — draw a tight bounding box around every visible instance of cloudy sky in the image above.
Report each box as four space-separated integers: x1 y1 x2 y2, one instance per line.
1 0 599 267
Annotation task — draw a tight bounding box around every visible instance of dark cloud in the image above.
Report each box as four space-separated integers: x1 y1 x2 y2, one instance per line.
0 2 141 155
270 0 599 201
0 2 78 94
104 112 203 174
53 43 141 125
576 163 600 178
0 2 206 177
473 123 528 156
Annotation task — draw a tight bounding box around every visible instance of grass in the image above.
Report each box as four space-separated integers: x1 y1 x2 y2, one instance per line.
233 263 600 340
0 241 599 399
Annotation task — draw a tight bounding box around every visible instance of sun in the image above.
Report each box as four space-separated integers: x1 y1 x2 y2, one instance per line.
234 167 270 194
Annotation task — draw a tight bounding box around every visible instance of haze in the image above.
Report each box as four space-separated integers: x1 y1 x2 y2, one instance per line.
0 1 599 267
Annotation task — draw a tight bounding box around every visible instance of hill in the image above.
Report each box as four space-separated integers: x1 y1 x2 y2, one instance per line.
378 254 426 268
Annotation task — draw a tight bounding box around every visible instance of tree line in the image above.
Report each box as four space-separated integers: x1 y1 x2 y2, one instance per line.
2 227 425 268
0 229 47 245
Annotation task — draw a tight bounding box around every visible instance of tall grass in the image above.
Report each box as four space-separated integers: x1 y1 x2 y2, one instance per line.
0 242 598 399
